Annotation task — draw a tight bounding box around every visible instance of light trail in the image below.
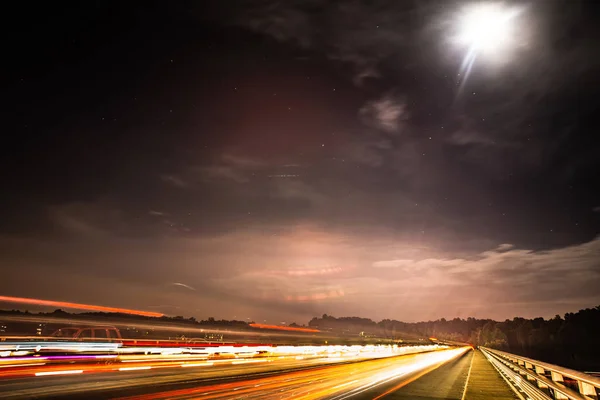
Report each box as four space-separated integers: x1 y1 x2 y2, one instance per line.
114 347 470 400
0 342 447 381
119 366 152 371
181 362 213 367
0 345 469 399
0 295 164 317
249 323 320 333
34 369 83 377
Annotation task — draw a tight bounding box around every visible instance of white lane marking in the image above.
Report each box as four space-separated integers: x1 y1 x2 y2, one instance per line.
35 370 83 376
460 349 475 400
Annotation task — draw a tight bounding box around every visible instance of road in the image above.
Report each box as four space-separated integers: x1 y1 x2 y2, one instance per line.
1 355 366 399
0 347 472 399
352 347 473 399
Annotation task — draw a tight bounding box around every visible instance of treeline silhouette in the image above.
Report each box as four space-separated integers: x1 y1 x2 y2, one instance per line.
307 306 600 370
0 309 252 326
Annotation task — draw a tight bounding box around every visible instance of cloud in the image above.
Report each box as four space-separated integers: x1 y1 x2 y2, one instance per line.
359 94 409 134
156 152 330 220
449 128 498 147
242 0 314 48
353 66 380 86
372 259 413 268
342 142 385 168
222 0 600 182
200 154 268 183
3 197 600 322
160 174 189 188
227 0 414 84
497 243 514 251
171 282 196 291
49 200 126 237
366 237 600 318
163 154 268 186
199 165 251 183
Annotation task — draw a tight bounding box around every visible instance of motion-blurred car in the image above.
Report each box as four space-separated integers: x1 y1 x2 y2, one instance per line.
51 326 122 341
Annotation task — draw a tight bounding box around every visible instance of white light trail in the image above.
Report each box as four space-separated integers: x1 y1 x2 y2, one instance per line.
181 362 214 368
35 369 83 376
118 366 152 371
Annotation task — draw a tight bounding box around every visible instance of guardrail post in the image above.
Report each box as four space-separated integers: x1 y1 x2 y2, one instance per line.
525 362 533 370
535 365 545 374
524 362 536 383
550 372 569 400
552 390 569 400
578 380 598 398
551 371 564 383
534 365 549 389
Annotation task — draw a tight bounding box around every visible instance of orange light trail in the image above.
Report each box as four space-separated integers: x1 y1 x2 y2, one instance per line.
0 295 164 318
249 323 320 333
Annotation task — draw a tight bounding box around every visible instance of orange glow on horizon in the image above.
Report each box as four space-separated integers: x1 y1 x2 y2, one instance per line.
249 323 320 333
0 295 164 318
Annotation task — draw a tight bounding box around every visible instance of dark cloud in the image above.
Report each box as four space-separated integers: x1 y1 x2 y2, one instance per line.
159 174 189 189
229 0 600 181
228 0 418 83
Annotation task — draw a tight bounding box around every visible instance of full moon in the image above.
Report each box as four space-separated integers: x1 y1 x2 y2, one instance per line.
456 3 520 54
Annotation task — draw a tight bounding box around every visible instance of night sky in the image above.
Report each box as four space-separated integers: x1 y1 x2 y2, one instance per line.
2 1 599 324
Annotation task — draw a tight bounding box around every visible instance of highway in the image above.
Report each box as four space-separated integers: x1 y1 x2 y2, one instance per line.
0 347 471 399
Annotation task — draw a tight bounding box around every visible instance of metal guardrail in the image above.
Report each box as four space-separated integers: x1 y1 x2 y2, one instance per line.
481 346 600 400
